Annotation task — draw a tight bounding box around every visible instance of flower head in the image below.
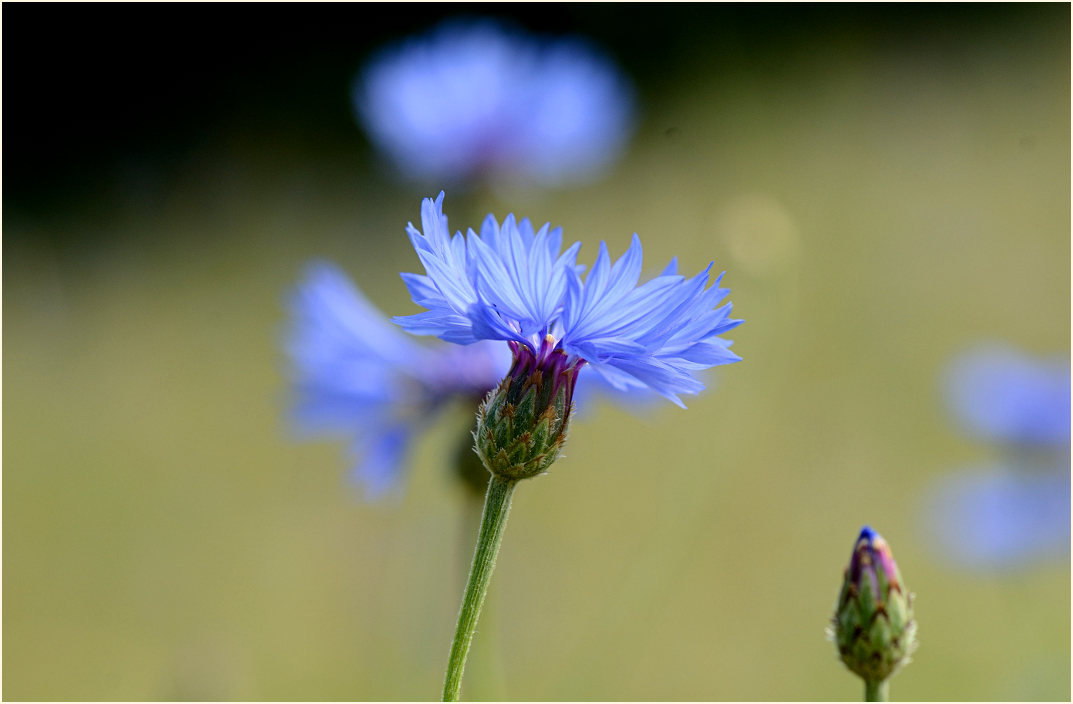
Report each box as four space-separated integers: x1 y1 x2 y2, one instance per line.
354 19 636 187
395 193 743 409
285 261 506 497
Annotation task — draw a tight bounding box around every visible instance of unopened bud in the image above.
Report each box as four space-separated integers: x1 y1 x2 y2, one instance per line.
832 526 917 685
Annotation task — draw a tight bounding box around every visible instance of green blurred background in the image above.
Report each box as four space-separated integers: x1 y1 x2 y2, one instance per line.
4 5 1069 701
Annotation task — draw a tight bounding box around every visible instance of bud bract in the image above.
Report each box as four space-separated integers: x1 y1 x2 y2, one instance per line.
454 415 496 495
475 336 581 480
832 526 917 684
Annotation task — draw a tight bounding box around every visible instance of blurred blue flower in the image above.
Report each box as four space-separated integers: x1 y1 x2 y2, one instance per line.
354 19 636 187
921 344 1071 570
923 465 1070 570
395 193 742 407
945 343 1070 446
285 261 507 497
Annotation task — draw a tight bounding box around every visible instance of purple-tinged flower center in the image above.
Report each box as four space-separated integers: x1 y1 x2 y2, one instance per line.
507 335 585 406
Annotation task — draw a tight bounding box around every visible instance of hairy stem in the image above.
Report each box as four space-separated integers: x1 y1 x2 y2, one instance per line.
865 679 889 702
442 475 517 701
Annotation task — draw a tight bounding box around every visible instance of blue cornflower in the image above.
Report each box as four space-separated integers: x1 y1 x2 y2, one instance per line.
944 343 1070 446
392 196 742 696
395 193 743 408
285 261 507 497
923 466 1070 570
354 19 636 187
920 344 1071 570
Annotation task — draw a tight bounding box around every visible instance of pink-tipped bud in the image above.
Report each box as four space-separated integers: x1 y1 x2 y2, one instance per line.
831 526 917 685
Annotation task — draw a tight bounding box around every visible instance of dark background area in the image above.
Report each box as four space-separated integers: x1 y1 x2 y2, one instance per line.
4 3 1043 212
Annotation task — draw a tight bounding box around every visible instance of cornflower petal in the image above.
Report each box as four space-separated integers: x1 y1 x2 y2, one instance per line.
561 237 742 405
394 194 483 343
396 194 580 347
349 426 412 499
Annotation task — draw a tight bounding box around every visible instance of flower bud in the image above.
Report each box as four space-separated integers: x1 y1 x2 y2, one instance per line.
832 526 917 685
475 337 581 480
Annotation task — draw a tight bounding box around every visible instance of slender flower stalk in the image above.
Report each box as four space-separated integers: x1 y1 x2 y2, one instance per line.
865 680 890 702
393 193 742 700
443 475 516 701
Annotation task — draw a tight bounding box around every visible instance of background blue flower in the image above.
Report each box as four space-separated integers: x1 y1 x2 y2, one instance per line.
920 344 1071 571
354 19 636 187
922 465 1070 570
285 260 507 497
944 343 1070 446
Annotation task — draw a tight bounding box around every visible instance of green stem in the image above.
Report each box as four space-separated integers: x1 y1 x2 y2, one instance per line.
865 679 889 702
442 475 517 701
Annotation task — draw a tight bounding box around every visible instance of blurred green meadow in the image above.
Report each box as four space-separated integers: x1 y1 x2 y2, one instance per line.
4 6 1070 701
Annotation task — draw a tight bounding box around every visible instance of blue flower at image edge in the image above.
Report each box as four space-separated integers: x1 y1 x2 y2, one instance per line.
395 193 742 407
945 343 1070 446
354 19 636 187
921 344 1071 570
923 466 1070 570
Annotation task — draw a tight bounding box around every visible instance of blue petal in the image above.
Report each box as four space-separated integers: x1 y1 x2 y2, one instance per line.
398 195 578 348
562 238 742 405
348 426 412 498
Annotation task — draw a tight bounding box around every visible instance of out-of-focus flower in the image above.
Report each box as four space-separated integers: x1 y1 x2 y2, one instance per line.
922 466 1070 569
285 261 507 497
945 343 1070 446
396 192 743 408
920 344 1071 570
354 20 636 187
